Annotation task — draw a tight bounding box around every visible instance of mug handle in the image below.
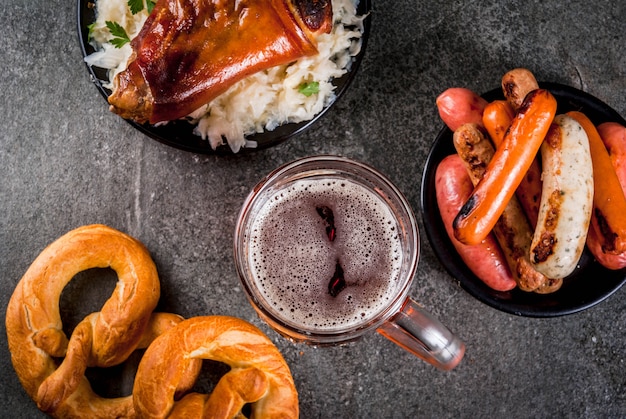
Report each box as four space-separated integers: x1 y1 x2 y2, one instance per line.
377 297 465 370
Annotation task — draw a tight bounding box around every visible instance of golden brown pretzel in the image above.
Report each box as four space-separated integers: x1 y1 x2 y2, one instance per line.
133 316 299 419
5 224 168 418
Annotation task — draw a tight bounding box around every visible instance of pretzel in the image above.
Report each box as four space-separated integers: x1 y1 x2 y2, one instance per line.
5 224 168 417
7 225 299 418
132 316 299 419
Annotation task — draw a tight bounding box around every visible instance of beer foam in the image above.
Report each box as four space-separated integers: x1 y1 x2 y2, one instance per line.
248 178 404 331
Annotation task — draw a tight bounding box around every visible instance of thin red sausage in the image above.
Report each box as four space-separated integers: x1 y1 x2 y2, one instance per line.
453 89 557 245
587 121 626 269
483 99 542 227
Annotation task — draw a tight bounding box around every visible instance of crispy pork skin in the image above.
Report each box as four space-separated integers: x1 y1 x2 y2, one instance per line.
108 0 333 124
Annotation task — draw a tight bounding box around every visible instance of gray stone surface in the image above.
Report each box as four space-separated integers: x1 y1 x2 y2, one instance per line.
1 0 625 417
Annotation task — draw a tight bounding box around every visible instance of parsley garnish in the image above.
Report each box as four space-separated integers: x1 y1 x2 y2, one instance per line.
105 21 130 48
87 22 97 41
127 0 157 14
298 81 320 97
127 0 144 14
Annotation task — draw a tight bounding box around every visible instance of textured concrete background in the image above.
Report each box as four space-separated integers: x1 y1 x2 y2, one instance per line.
1 0 625 417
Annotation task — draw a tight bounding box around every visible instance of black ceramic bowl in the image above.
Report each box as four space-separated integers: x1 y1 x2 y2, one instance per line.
421 82 626 317
77 0 371 154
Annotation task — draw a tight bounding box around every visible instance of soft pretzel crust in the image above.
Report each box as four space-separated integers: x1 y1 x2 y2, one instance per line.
5 224 163 417
133 316 299 419
6 225 299 418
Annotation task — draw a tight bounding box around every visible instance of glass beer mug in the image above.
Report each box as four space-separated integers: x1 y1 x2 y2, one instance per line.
234 155 465 370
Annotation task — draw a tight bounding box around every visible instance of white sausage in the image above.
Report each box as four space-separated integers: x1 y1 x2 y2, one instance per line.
530 114 594 278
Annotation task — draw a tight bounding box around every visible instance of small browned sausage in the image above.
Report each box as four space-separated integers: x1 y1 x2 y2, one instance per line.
533 277 564 294
501 68 540 112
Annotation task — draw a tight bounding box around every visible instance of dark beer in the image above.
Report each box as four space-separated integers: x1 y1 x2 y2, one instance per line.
246 177 403 332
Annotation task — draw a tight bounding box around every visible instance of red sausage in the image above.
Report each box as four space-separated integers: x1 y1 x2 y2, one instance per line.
435 154 517 291
587 226 626 270
598 122 626 196
436 88 488 132
587 122 626 269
